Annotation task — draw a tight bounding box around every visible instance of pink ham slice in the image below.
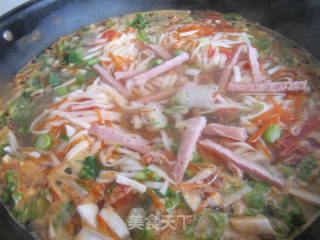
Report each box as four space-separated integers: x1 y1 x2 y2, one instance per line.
148 44 173 60
248 46 263 82
172 116 207 183
219 45 246 90
199 139 283 188
92 64 130 97
227 80 308 93
130 52 190 86
203 123 248 141
90 124 152 154
114 69 143 81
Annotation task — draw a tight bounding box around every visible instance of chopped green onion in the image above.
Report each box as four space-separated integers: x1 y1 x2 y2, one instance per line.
133 171 147 180
263 124 281 143
174 49 184 56
34 134 52 150
68 84 80 92
54 86 69 96
60 135 69 142
150 58 164 66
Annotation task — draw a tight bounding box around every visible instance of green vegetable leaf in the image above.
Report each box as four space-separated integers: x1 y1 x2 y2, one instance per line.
136 30 150 43
8 95 33 135
25 78 44 94
0 114 8 129
131 224 155 240
185 210 225 240
296 156 318 182
129 13 149 30
53 202 75 230
65 47 85 64
251 37 272 51
14 190 49 223
223 13 242 21
164 188 181 212
244 181 271 215
1 171 17 204
79 156 100 180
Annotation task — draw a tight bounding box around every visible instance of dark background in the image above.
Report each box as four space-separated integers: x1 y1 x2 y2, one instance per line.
0 0 320 239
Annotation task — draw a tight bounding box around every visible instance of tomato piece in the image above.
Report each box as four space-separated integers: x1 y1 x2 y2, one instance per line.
109 184 136 208
101 30 117 41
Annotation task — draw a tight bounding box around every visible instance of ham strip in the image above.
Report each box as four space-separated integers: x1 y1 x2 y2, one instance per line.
248 46 263 82
130 52 190 86
90 124 152 154
135 86 181 104
148 44 173 60
199 139 283 188
227 80 308 93
219 45 246 90
92 64 130 97
172 116 207 183
203 123 248 141
114 69 143 81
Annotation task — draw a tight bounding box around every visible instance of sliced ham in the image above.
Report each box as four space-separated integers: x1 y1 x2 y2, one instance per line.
130 52 190 86
219 45 246 90
203 123 248 141
92 64 130 97
248 46 263 82
227 80 308 93
172 116 207 183
199 139 283 188
135 86 181 104
90 124 152 154
114 69 143 81
148 44 173 60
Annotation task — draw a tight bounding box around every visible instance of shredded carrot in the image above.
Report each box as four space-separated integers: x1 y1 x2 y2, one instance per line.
251 106 280 125
49 98 68 109
146 189 166 213
34 116 60 131
248 114 280 143
255 139 272 160
90 182 106 199
49 125 64 140
94 107 104 124
109 52 122 71
97 214 121 240
59 137 84 158
172 183 203 191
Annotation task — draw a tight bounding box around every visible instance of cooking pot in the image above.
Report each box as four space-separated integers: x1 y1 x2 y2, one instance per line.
0 0 320 239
